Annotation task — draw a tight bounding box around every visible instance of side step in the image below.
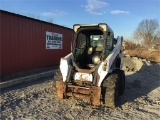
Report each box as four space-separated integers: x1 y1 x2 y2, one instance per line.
56 81 101 106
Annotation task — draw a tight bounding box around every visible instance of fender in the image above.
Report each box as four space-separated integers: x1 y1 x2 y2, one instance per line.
60 53 72 82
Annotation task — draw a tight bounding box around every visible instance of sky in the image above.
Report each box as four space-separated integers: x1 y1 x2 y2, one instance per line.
0 0 160 39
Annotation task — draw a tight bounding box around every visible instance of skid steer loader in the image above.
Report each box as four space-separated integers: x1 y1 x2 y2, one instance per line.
53 23 125 108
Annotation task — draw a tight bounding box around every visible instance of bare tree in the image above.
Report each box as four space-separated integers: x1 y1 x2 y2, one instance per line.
134 19 160 48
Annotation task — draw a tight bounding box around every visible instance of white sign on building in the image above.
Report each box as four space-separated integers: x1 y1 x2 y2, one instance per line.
46 31 63 49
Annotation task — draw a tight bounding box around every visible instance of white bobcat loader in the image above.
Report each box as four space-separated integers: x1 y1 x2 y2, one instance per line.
53 23 125 108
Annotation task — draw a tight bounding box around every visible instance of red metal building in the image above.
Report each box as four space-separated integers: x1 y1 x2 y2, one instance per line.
0 10 73 76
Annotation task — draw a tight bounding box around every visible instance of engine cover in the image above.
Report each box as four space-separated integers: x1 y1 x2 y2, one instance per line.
73 72 93 82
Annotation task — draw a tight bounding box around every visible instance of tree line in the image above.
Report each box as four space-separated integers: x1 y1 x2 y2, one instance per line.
124 19 160 50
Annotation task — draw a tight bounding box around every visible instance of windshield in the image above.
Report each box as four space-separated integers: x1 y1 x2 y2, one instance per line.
75 33 104 48
90 35 104 47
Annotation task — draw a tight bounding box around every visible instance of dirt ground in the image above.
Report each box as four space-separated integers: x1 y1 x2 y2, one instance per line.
1 56 160 120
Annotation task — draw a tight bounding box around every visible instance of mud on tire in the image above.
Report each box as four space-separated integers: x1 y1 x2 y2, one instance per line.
101 73 120 108
53 69 63 95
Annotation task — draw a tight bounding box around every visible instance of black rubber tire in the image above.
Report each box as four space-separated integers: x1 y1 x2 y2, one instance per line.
112 69 125 96
118 70 125 96
101 73 120 108
53 69 63 95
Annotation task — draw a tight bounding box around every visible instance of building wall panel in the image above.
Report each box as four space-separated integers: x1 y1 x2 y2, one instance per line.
1 10 73 76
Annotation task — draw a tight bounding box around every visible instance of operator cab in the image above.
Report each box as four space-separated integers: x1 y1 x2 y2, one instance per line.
73 24 114 69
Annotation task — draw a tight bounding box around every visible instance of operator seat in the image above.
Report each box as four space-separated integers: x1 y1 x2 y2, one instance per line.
92 46 102 64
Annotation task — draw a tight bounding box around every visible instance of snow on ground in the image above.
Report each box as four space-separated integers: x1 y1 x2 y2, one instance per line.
1 56 160 120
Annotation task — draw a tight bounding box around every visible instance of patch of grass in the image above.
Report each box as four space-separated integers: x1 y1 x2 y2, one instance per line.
124 48 160 62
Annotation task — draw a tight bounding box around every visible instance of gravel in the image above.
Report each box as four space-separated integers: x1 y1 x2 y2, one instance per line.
1 56 160 120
